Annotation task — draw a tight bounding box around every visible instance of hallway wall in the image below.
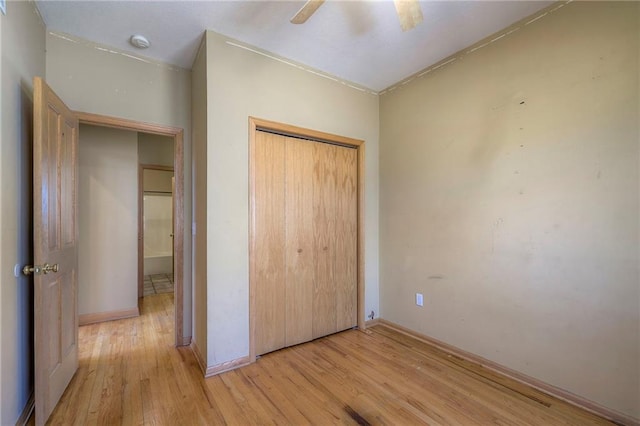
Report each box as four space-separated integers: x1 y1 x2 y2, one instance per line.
78 125 138 317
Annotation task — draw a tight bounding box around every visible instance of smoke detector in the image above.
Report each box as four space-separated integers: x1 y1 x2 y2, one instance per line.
129 35 150 49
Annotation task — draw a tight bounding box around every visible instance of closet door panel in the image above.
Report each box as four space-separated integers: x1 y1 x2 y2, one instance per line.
335 146 358 331
312 142 338 339
254 131 286 355
285 137 314 346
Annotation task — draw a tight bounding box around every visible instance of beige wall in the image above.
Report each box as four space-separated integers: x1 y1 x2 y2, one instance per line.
45 32 193 340
138 132 174 167
191 38 208 361
380 2 639 419
0 1 45 423
78 125 138 316
203 31 380 367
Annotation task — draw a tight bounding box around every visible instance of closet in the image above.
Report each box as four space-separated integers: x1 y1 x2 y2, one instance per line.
253 129 358 356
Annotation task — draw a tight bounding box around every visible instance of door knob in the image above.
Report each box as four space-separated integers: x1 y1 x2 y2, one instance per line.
22 265 42 276
22 263 59 276
42 263 60 274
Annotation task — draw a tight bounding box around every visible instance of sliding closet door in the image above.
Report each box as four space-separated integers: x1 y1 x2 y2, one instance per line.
285 137 314 347
334 145 358 331
312 142 338 338
254 129 357 356
254 132 286 356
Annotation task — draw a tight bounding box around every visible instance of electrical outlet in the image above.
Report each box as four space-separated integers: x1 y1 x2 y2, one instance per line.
416 293 424 307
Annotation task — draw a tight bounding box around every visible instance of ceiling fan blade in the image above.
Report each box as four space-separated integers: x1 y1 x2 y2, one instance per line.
393 0 423 32
291 0 326 24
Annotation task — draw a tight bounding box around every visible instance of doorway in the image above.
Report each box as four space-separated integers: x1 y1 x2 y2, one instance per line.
139 164 175 298
77 111 186 347
30 78 189 425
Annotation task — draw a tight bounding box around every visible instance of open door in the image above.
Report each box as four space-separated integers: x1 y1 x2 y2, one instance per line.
172 175 175 277
32 77 79 425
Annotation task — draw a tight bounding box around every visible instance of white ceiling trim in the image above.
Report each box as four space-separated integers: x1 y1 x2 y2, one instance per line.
49 29 380 96
224 39 379 96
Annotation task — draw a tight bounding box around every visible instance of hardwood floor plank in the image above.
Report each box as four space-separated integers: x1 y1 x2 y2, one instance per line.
328 332 522 420
120 317 144 426
307 338 477 425
241 365 311 424
43 294 615 426
255 352 345 424
286 344 427 425
204 375 252 424
334 330 565 425
313 338 467 425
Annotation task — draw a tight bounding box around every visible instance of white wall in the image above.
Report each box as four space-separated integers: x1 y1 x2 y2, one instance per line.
143 170 173 270
203 31 380 367
143 195 173 257
379 2 639 419
46 32 193 340
78 125 138 316
139 135 174 278
0 1 45 423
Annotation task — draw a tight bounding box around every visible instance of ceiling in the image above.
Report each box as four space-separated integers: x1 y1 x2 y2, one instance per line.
35 0 553 92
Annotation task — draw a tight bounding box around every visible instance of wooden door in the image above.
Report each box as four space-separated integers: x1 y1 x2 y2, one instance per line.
254 130 357 356
33 77 79 425
311 141 338 338
332 144 358 332
254 132 287 355
172 175 175 278
311 142 358 338
284 137 314 346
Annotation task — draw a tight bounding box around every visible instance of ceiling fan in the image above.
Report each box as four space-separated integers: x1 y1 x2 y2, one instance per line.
291 0 424 32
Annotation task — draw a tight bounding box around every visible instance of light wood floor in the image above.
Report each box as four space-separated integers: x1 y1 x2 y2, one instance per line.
42 293 612 425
